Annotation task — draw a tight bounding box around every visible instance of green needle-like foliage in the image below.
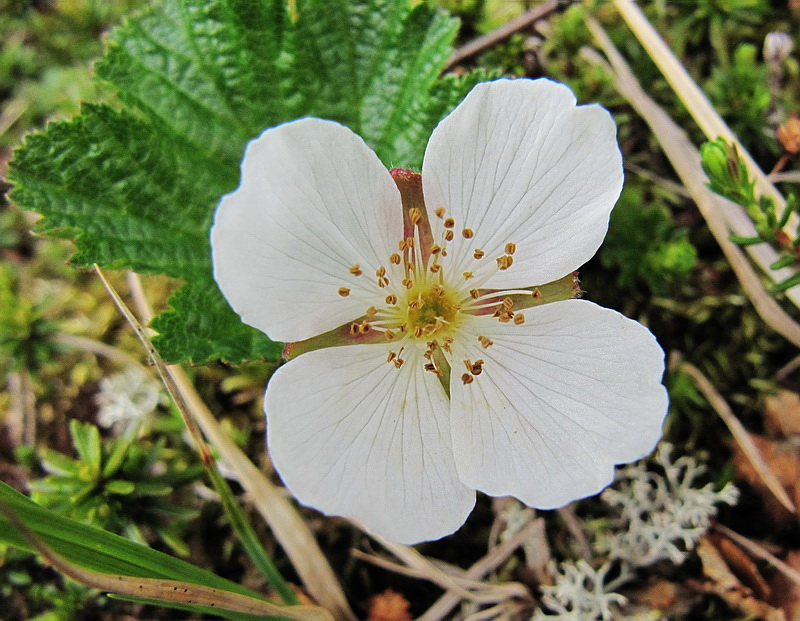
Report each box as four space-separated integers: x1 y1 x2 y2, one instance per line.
7 0 484 364
29 420 203 556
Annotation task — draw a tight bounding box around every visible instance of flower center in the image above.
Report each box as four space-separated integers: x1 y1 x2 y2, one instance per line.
404 283 460 340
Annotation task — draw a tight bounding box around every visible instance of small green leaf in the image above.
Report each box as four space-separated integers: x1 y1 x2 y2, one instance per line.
105 480 136 495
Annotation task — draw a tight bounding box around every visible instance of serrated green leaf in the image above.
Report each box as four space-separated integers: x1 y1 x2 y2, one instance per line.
8 0 479 365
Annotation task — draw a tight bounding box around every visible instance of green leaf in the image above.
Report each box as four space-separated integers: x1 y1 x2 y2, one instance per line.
8 0 477 364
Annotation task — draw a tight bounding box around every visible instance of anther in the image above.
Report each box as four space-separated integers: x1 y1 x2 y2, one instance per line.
394 357 405 369
461 373 474 385
462 228 474 239
496 255 513 270
424 362 436 372
402 278 414 289
532 288 541 300
444 230 454 242
385 330 396 340
463 360 473 373
498 311 513 323
471 360 484 375
473 249 485 259
398 240 407 251
390 253 401 265
366 306 377 316
430 264 442 273
409 208 422 225
406 236 414 248
434 207 446 219
358 322 371 334
349 265 362 276
502 297 514 310
470 288 480 299
376 266 386 277
430 244 442 255
350 323 359 335
505 242 516 255
338 287 351 297
444 218 455 229
387 351 397 363
463 272 473 280
432 285 445 297
385 294 398 305
478 335 493 348
514 313 525 325
414 326 423 338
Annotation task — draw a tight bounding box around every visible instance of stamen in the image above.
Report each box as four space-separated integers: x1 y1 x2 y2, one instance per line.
461 373 474 385
445 230 454 242
358 322 371 334
338 287 351 297
473 249 485 259
398 239 407 251
463 272 473 280
409 208 422 225
462 228 474 239
390 253 401 265
496 255 513 270
478 335 493 348
366 306 377 316
402 278 414 289
430 264 442 274
387 351 397 363
471 360 484 375
434 207 446 219
350 323 359 335
470 288 480 299
514 313 525 325
349 265 362 276
532 288 541 300
385 294 398 305
430 244 442 255
502 297 514 310
505 242 517 255
432 285 445 296
444 218 455 229
385 330 396 340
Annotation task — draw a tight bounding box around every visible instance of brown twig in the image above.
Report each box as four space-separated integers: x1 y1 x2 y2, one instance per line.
443 1 569 72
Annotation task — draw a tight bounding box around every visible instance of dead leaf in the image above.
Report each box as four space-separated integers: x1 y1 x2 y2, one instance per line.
732 433 800 529
770 550 800 620
711 533 771 601
765 391 800 438
695 537 784 620
367 589 412 621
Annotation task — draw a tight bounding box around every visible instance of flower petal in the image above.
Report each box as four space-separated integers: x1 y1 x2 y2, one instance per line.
265 343 475 544
450 299 667 508
422 78 623 287
211 118 402 343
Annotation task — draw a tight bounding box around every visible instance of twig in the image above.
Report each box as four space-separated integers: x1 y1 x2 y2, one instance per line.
50 332 148 372
584 22 800 349
556 506 591 562
418 518 540 621
680 360 795 513
443 1 568 72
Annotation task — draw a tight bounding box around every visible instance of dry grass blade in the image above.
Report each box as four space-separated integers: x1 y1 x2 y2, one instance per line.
98 269 356 621
610 0 800 310
680 361 795 513
584 20 800 349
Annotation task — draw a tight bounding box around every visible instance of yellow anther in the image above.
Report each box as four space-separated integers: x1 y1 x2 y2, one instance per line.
430 244 442 255
471 359 484 375
496 255 514 270
444 218 455 229
498 311 513 323
406 236 414 248
409 207 422 224
532 288 541 300
432 285 445 297
462 228 474 239
434 207 446 219
463 271 473 280
473 249 485 259
366 306 377 316
376 266 386 277
470 288 480 299
424 362 436 372
387 351 397 363
505 242 516 255
350 323 359 336
402 278 414 289
414 326 423 338
385 294 398 305
430 264 442 273
390 253 401 264
461 373 474 385
444 230 454 242
514 313 525 325
394 357 405 369
338 287 351 297
349 265 362 276
463 359 473 372
478 335 493 348
502 297 514 310
408 298 423 310
358 322 371 334
385 330 396 340
398 239 407 251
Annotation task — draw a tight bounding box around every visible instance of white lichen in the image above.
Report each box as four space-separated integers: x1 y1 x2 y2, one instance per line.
600 443 739 567
532 560 626 621
95 368 163 432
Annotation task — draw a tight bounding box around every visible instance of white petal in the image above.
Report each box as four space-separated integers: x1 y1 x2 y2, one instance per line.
211 118 402 343
265 343 475 544
422 78 623 287
450 300 667 508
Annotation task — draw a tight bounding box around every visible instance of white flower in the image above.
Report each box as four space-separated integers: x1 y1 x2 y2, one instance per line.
601 443 739 567
211 78 669 544
95 368 162 432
